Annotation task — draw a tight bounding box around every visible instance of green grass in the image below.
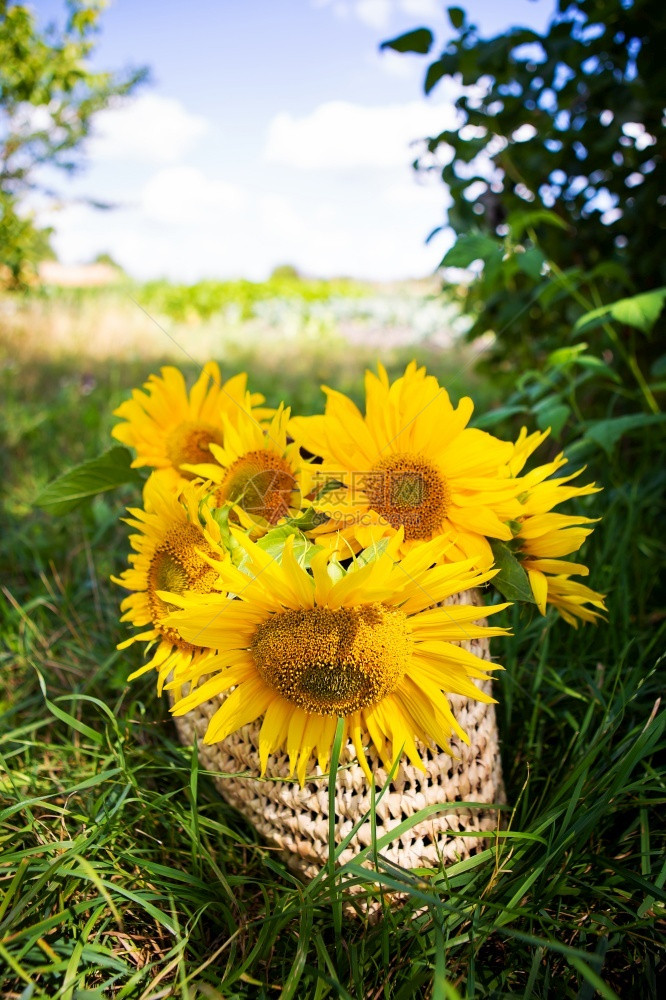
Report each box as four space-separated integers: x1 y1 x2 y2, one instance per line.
1 349 664 998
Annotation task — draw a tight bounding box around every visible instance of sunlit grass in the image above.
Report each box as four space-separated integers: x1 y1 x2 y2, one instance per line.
1 343 664 997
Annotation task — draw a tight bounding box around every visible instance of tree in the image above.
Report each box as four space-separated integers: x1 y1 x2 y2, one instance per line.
382 0 666 374
0 0 147 286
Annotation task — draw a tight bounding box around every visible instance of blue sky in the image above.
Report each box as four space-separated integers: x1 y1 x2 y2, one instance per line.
34 0 556 281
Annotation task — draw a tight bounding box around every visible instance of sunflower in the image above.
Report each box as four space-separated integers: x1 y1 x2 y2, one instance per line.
164 530 509 785
538 574 607 627
112 472 228 693
112 362 267 487
510 429 607 624
181 400 316 537
288 362 523 565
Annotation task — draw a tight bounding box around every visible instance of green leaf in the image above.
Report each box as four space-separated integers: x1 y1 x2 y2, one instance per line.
441 233 502 268
547 344 588 367
257 524 322 568
326 559 345 583
508 209 569 241
610 288 666 333
312 478 345 502
35 447 143 515
546 345 621 382
424 54 458 94
287 506 330 532
572 356 621 382
473 406 526 430
651 354 666 377
574 288 666 336
584 414 666 456
354 537 390 568
447 7 465 30
515 246 546 281
536 404 570 436
490 541 535 604
380 28 433 55
210 502 234 550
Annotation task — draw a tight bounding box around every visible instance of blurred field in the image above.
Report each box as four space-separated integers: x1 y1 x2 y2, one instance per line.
1 276 488 527
0 276 489 512
0 275 469 364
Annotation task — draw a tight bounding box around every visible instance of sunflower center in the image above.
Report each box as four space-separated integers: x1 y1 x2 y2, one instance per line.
148 523 218 645
215 450 298 525
365 453 450 541
251 603 410 715
165 421 224 477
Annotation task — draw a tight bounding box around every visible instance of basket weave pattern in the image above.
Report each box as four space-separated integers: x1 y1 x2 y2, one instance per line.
173 590 505 877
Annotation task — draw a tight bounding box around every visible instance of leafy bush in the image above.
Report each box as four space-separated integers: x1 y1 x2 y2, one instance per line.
383 0 666 391
0 1 146 286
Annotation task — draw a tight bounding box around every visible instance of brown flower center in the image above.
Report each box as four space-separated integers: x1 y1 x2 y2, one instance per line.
165 421 224 477
365 453 450 541
215 450 298 525
148 523 218 646
251 603 410 715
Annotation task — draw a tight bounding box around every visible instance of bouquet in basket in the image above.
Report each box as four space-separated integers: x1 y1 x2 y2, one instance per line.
109 360 605 791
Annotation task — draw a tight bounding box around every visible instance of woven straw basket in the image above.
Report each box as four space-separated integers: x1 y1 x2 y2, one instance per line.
172 590 505 880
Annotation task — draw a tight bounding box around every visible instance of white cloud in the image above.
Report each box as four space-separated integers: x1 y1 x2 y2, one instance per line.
355 1 392 29
313 0 440 29
375 47 424 80
264 99 455 169
383 175 448 209
400 0 441 16
258 194 308 241
47 163 448 283
89 94 209 164
141 167 245 224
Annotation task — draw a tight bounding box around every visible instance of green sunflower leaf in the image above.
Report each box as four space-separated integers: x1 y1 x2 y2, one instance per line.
355 537 390 568
35 447 143 516
490 540 535 604
210 501 234 550
312 477 345 502
287 506 330 532
257 523 322 568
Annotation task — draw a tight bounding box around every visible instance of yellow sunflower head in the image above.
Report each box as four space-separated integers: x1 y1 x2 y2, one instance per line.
539 573 607 628
164 529 509 785
182 399 316 537
112 472 228 693
111 363 267 487
288 361 523 566
509 427 606 624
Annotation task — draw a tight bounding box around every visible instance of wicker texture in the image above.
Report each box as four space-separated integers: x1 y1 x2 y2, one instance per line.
172 590 505 878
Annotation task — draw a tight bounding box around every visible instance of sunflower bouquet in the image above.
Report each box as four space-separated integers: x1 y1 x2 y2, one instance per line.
109 360 606 873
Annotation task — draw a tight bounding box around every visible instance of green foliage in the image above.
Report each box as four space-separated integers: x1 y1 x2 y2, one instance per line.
421 0 665 280
381 27 433 54
0 0 147 285
0 190 54 285
574 287 666 336
489 540 534 603
387 0 665 390
35 446 143 515
256 522 322 568
90 250 124 269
